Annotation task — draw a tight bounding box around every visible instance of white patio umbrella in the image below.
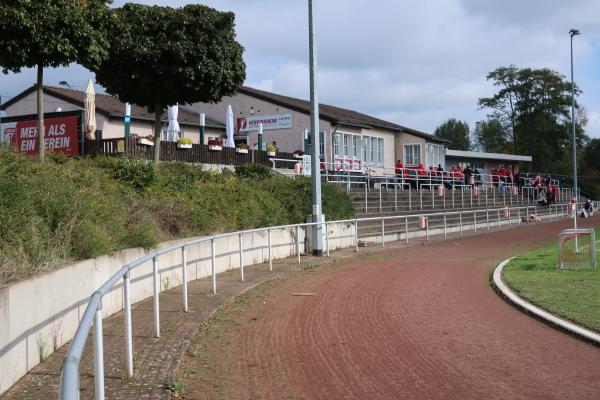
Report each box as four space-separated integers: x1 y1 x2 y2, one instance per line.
167 104 181 141
84 79 96 140
225 105 235 148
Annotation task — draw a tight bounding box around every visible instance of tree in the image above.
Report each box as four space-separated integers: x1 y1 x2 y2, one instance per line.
582 138 600 176
473 118 509 153
478 65 587 171
0 0 111 162
92 4 246 163
434 118 471 150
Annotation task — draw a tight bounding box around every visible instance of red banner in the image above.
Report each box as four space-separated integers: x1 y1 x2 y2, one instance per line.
11 116 80 156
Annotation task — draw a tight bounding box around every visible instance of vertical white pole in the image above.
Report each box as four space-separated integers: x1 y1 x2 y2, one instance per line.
182 247 188 312
296 225 301 264
474 211 477 232
94 305 105 400
459 212 463 236
308 0 323 256
123 273 133 377
405 217 409 244
354 220 359 252
239 234 244 282
325 222 330 256
268 228 273 272
381 219 385 247
486 210 490 231
152 257 160 338
211 238 217 294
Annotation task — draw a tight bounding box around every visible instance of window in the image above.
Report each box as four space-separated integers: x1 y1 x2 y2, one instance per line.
426 144 445 168
378 138 384 165
361 138 368 162
344 134 351 157
333 134 340 156
370 137 377 163
404 144 421 166
352 135 359 158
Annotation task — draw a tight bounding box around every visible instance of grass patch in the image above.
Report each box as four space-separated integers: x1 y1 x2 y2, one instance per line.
0 147 354 285
502 238 600 332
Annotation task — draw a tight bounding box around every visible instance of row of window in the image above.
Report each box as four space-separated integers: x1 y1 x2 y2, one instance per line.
333 133 385 165
292 131 446 168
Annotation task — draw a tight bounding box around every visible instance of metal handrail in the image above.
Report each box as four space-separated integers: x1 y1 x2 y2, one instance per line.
59 201 578 399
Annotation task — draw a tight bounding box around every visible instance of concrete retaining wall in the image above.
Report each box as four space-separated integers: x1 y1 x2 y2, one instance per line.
0 222 355 395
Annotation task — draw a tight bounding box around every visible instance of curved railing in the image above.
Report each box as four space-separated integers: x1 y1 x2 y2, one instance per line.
59 203 579 399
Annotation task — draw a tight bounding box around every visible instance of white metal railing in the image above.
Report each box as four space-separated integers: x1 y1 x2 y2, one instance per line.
268 160 574 197
59 201 580 400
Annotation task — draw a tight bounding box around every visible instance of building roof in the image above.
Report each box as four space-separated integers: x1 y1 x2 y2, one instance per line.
238 86 448 143
1 85 225 129
446 149 532 162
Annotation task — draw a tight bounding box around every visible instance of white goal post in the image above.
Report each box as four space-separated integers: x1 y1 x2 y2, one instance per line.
558 228 596 269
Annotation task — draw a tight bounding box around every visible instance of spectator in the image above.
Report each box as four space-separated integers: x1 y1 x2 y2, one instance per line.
545 189 553 207
395 160 405 184
473 168 481 186
537 191 548 207
416 163 428 189
463 164 473 186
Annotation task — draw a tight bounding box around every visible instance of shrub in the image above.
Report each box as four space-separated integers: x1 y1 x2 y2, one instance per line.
0 147 355 284
177 137 193 145
113 158 156 189
235 164 271 180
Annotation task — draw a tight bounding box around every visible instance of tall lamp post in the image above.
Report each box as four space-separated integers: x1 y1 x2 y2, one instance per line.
308 0 323 256
570 28 580 229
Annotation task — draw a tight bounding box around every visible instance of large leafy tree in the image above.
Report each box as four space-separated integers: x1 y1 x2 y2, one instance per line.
582 138 600 176
0 0 111 162
473 118 509 153
92 4 246 163
478 65 586 171
434 118 471 150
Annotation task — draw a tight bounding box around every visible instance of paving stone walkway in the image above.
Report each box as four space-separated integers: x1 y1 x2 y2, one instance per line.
1 249 363 400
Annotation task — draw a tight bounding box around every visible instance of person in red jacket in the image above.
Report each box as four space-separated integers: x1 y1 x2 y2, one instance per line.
395 160 405 184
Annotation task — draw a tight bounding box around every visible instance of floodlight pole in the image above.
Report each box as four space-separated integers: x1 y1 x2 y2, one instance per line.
570 29 580 230
308 0 323 256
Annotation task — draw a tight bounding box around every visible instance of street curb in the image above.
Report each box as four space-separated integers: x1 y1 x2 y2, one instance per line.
492 257 600 345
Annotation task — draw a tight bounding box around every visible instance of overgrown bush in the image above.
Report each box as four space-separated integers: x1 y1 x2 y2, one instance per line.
235 163 271 180
0 150 354 285
113 158 156 189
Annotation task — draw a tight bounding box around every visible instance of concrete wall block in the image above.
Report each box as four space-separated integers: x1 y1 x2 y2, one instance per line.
0 225 359 395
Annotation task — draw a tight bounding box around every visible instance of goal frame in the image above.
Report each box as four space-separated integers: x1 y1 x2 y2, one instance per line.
558 228 596 269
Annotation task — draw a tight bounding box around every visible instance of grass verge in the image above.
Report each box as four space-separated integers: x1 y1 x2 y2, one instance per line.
502 238 600 332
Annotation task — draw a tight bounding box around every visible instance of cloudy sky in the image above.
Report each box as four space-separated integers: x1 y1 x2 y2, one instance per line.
1 0 599 137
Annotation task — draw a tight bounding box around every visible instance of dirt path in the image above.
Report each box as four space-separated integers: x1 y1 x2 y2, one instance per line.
178 216 600 400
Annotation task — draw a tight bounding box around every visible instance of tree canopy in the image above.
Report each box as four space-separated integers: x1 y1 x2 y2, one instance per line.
434 118 471 150
478 65 586 171
92 3 246 162
473 118 509 153
0 0 111 161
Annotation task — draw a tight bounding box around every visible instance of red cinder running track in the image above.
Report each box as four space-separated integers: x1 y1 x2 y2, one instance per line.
205 217 600 399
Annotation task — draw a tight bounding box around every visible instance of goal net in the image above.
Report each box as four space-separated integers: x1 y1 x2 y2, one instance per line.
558 228 596 269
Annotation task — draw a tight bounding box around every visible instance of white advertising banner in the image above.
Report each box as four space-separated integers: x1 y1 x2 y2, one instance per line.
236 114 292 132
